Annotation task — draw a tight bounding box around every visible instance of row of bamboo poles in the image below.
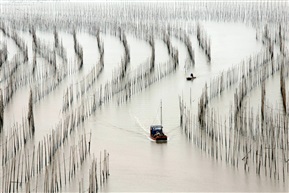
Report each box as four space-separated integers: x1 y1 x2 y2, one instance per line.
108 28 178 104
196 23 211 61
0 23 29 63
280 65 287 114
180 95 289 182
208 23 287 104
0 24 72 108
1 81 110 192
1 4 282 105
87 150 110 193
0 2 287 192
148 35 155 72
30 27 70 103
62 24 179 115
1 51 22 83
172 28 195 70
65 46 178 119
62 31 104 113
30 27 57 72
2 24 178 191
1 90 34 165
1 126 109 192
119 29 130 78
0 42 8 68
73 29 84 70
0 24 28 105
1 117 34 166
208 45 277 100
0 34 109 191
62 84 74 113
2 2 286 37
0 22 28 80
54 28 67 64
0 89 3 132
179 23 288 183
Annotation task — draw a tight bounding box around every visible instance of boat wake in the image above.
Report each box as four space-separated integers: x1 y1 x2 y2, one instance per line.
129 110 158 141
129 110 171 142
129 110 148 133
95 117 143 136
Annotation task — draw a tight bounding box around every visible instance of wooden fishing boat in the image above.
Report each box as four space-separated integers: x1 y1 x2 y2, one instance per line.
150 125 167 142
150 101 167 142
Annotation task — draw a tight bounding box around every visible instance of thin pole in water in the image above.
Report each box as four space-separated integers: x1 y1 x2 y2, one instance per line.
160 100 162 126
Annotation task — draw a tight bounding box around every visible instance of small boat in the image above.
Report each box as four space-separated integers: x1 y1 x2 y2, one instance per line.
150 125 167 142
186 73 196 81
186 76 196 80
150 101 167 142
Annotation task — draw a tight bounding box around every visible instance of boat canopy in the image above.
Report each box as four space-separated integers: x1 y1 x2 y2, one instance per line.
150 125 163 135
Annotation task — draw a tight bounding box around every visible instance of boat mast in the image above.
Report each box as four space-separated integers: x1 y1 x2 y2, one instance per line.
160 100 162 126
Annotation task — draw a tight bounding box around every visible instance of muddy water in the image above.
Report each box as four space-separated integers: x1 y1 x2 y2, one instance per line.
1 20 287 192
77 21 283 192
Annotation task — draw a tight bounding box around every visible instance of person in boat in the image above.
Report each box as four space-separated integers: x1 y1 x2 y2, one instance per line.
152 126 162 138
187 73 195 80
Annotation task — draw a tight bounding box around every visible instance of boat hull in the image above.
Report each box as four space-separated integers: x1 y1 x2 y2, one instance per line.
150 135 167 143
186 76 196 81
150 125 167 143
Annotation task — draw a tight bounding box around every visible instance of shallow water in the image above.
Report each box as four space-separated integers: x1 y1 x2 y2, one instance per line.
0 17 287 192
75 21 283 192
